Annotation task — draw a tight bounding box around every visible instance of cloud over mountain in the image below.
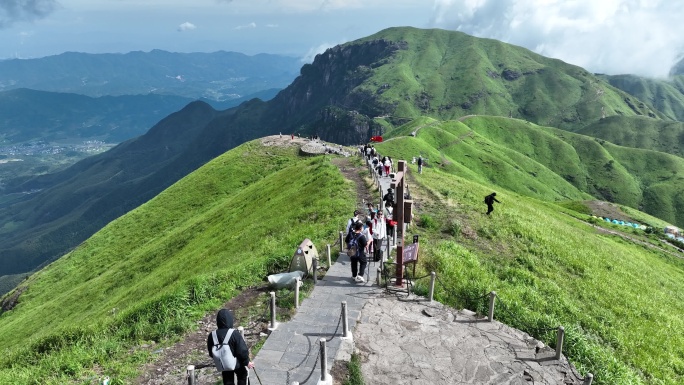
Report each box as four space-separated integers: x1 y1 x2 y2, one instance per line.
431 0 684 78
0 0 59 28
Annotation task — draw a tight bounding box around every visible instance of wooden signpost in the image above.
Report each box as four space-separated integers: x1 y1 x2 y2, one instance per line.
391 160 414 286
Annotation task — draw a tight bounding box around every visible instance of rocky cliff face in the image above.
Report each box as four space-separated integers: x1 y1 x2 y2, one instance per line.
268 39 406 144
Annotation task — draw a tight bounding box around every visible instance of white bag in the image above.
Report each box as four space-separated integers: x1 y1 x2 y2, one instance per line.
211 329 237 372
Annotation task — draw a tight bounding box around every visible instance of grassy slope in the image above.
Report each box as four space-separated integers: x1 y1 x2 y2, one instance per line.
374 137 684 385
382 116 684 227
0 140 354 384
352 27 658 132
2 128 684 384
601 74 684 122
578 115 684 159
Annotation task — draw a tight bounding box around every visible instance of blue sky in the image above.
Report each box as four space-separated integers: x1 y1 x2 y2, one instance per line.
1 0 683 77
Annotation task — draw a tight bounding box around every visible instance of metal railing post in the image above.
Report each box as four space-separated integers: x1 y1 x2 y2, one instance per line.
555 326 565 360
488 291 497 322
342 301 350 338
339 231 344 252
429 272 436 302
319 338 328 381
269 291 277 329
326 244 331 267
583 373 594 385
312 258 318 284
377 267 382 286
186 365 195 385
295 277 300 309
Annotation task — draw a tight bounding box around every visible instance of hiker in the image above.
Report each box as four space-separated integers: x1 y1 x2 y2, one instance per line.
417 156 423 174
385 209 396 241
349 221 369 283
484 192 500 215
207 309 254 385
383 188 395 209
383 157 391 176
363 219 374 263
345 210 361 250
372 210 386 262
367 202 377 217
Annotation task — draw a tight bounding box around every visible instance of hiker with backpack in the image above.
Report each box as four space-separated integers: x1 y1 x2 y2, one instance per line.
207 309 254 385
345 210 361 250
484 192 500 215
417 156 423 174
383 188 395 209
349 221 369 283
372 210 386 262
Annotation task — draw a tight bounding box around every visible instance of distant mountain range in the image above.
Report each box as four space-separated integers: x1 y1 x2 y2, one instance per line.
0 50 301 101
1 26 684 288
0 87 282 144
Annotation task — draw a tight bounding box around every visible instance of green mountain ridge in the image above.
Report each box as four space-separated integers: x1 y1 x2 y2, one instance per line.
1 26 682 296
600 73 684 122
1 134 683 384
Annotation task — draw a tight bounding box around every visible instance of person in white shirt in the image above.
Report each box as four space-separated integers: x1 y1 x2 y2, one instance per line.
372 211 386 262
362 220 373 259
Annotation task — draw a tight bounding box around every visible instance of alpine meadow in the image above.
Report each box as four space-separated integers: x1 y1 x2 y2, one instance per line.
1 26 684 385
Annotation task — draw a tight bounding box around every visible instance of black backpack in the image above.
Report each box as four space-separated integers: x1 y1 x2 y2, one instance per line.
349 233 365 257
384 191 394 205
345 218 357 244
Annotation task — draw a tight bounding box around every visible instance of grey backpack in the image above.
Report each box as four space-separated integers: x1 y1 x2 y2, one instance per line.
211 329 237 372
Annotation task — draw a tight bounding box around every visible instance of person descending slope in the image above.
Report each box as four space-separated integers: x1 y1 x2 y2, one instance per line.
484 192 500 215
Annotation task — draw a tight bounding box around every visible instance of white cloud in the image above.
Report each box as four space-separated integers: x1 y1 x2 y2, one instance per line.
301 41 341 63
177 21 196 32
266 24 279 28
0 0 60 28
430 0 684 77
234 22 256 30
18 30 34 44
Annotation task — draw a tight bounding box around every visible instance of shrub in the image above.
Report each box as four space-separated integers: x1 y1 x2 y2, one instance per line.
419 214 438 230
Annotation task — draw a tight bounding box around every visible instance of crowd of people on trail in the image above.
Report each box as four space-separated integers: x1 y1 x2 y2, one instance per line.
348 141 504 283
344 201 395 283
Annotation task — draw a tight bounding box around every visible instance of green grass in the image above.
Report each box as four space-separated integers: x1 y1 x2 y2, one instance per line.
348 27 659 132
343 353 365 385
371 142 684 384
0 141 354 384
3 116 684 384
376 115 684 384
376 116 684 228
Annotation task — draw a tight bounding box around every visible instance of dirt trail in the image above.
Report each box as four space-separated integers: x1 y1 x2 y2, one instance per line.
131 138 368 385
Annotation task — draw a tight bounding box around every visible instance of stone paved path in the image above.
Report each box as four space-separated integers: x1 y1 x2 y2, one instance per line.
249 152 589 385
252 250 382 385
355 297 586 385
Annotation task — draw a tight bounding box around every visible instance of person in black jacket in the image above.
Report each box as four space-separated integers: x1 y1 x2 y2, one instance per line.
207 309 254 385
484 192 500 215
383 188 395 209
350 221 369 283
